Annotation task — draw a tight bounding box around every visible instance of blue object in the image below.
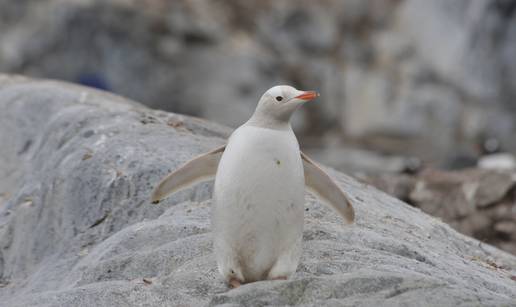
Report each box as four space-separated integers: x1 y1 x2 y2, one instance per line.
77 73 110 91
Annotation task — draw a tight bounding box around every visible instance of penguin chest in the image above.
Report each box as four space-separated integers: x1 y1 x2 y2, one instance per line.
212 126 305 250
214 126 304 212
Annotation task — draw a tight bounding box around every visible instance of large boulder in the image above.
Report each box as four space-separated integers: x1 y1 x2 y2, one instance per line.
0 75 515 306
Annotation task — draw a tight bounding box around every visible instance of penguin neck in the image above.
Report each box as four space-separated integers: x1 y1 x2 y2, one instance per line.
245 111 292 131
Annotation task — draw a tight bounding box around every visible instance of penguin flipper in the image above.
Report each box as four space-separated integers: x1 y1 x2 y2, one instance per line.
301 152 355 223
151 145 226 203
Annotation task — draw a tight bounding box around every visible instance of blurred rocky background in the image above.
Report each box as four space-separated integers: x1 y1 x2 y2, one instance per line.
367 169 516 255
1 0 516 253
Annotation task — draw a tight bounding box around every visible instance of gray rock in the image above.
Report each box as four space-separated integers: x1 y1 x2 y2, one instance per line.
1 75 516 306
400 0 516 106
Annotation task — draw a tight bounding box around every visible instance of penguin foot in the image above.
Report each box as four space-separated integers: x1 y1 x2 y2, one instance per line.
228 278 242 289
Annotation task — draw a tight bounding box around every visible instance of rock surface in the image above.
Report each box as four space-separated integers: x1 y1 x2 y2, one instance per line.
1 75 516 306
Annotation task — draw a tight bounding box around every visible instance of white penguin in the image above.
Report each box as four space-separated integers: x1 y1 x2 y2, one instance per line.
151 85 354 288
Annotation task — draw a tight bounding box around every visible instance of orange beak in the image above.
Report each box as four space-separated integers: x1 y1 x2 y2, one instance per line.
295 91 319 101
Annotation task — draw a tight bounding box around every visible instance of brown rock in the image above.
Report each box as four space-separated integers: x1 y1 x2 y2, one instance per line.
460 212 492 237
370 168 516 255
494 221 516 237
474 171 515 207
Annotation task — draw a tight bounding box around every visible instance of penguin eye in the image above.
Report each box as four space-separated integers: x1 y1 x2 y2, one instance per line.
275 96 283 102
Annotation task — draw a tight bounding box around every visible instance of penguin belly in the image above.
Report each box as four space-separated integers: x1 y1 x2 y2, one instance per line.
212 125 305 282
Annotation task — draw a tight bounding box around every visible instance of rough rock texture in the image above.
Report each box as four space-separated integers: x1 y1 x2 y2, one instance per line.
1 0 516 164
1 76 516 306
368 168 516 255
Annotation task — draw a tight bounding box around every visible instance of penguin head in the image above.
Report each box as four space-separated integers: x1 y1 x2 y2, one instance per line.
253 85 318 123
